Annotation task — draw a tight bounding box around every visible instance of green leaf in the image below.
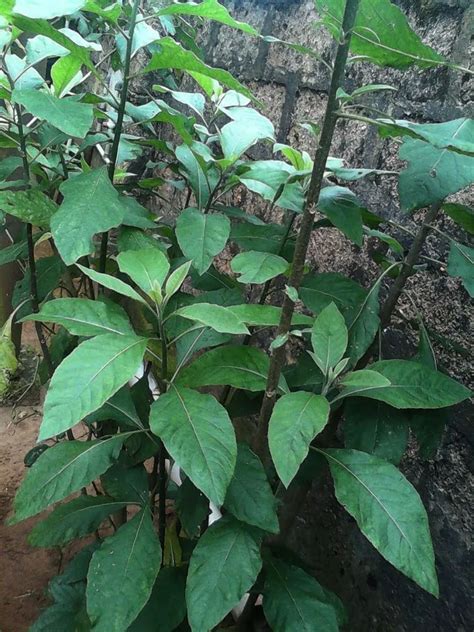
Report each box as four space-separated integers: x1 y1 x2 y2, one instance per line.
410 409 446 460
0 239 28 267
230 221 290 254
128 567 187 632
165 260 192 299
10 435 126 523
224 443 279 533
117 247 170 300
176 345 289 394
447 241 474 297
13 0 86 18
51 168 125 265
176 208 230 275
150 385 237 505
174 303 249 335
22 298 134 337
175 477 209 538
443 203 474 235
318 186 364 246
51 54 82 97
414 319 436 369
176 144 219 210
231 250 288 284
144 37 254 101
269 392 330 487
300 272 367 321
13 255 65 320
0 189 57 227
220 108 275 162
77 264 147 305
321 448 438 595
12 89 93 138
39 334 147 440
315 0 443 69
87 509 161 632
346 275 381 364
379 118 474 156
344 399 409 465
346 360 471 409
228 304 312 327
12 16 94 70
263 558 339 632
311 302 348 376
339 369 391 391
157 0 258 35
399 138 474 212
117 227 166 254
121 197 157 230
28 496 129 547
186 516 262 631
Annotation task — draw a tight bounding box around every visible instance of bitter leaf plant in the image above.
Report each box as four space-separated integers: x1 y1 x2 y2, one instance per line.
0 0 472 629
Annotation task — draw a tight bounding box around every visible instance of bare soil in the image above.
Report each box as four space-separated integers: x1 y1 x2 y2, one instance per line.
0 402 59 632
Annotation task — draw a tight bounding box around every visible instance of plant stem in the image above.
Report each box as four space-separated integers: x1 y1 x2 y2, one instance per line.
13 101 54 375
379 202 441 327
157 312 168 553
99 0 141 273
253 0 362 463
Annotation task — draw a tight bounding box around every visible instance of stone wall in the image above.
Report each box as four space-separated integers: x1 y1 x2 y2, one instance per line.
201 1 473 630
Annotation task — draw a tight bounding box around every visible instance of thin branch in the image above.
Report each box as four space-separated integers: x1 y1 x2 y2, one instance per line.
253 0 362 463
99 0 141 273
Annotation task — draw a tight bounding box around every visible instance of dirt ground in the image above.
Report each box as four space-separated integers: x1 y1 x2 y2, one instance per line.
0 402 61 632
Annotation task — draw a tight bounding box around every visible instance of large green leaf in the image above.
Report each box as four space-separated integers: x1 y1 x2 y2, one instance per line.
311 302 348 375
176 208 230 275
39 334 147 440
228 304 312 327
320 448 438 595
87 509 161 632
52 168 125 265
0 189 57 227
344 360 470 409
186 516 262 631
176 345 289 394
10 435 126 523
220 107 275 162
144 37 254 101
174 303 249 335
117 248 170 299
315 0 443 69
231 250 288 284
399 138 474 212
13 0 86 18
344 398 408 465
269 392 330 487
76 264 147 305
150 385 237 505
128 567 187 632
263 558 339 632
447 241 474 297
156 0 258 35
22 298 134 337
12 89 93 138
224 443 279 533
318 186 364 246
28 496 129 547
300 272 367 321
